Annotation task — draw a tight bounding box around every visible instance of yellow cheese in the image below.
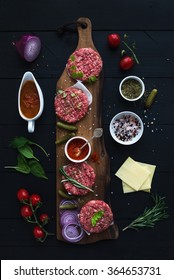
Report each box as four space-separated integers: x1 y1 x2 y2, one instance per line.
115 157 150 191
122 181 151 193
122 161 156 193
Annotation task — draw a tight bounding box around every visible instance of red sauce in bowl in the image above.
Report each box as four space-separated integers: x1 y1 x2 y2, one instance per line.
67 138 90 161
20 80 40 119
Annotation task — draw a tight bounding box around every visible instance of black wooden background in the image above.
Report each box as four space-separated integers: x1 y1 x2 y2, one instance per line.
0 0 174 259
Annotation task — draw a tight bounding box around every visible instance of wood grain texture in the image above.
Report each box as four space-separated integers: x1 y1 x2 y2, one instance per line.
56 17 119 243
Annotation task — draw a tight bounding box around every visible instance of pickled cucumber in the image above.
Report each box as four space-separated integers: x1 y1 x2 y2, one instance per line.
55 132 75 145
59 204 78 210
58 189 76 199
145 89 158 109
57 121 78 131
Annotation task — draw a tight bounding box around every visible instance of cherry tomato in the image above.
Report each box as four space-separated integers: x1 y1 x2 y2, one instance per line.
119 56 134 70
39 213 49 224
17 188 29 202
21 205 32 218
29 194 41 206
107 33 121 48
33 226 45 239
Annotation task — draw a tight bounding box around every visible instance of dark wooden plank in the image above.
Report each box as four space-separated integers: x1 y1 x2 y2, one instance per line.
1 1 174 31
56 17 119 244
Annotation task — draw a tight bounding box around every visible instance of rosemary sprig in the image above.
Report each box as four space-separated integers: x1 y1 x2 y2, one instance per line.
122 194 169 231
59 166 94 192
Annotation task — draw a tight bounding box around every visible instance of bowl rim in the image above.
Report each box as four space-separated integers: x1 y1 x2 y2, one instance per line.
64 136 91 163
109 111 144 145
119 75 145 101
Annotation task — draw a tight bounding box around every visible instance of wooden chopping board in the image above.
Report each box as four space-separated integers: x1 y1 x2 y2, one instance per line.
56 17 119 243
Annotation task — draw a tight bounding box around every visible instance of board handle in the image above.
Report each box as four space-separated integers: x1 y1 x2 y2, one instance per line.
76 17 95 49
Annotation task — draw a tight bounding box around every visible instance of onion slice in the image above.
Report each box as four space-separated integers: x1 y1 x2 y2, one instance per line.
62 223 85 243
14 34 41 62
60 210 78 227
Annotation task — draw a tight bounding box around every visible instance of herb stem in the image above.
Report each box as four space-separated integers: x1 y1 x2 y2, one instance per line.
122 195 168 231
59 166 94 192
122 40 139 64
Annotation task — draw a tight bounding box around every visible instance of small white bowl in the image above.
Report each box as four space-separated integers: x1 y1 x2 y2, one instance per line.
119 75 145 101
64 136 91 163
109 111 144 145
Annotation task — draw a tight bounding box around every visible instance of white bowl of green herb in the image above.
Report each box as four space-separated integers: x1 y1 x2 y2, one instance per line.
119 75 145 101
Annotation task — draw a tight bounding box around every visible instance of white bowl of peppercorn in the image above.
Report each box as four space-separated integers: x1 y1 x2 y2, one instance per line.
119 75 145 101
109 111 144 145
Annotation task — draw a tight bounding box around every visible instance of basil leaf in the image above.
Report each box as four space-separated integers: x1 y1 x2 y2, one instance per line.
9 136 29 149
91 210 104 226
4 154 30 174
9 136 48 157
28 160 48 179
18 145 38 161
87 76 97 83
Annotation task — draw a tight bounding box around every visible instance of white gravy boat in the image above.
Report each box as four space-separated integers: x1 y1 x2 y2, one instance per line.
18 71 44 133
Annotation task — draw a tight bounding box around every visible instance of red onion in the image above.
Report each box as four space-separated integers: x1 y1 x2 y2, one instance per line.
62 223 85 243
14 34 41 62
60 210 78 227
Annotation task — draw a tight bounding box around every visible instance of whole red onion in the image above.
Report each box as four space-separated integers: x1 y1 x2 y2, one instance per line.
14 34 41 62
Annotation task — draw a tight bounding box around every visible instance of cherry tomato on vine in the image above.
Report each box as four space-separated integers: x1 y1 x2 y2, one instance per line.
39 213 49 224
17 188 29 202
33 226 45 239
29 194 41 206
119 56 134 70
21 205 32 218
107 33 121 48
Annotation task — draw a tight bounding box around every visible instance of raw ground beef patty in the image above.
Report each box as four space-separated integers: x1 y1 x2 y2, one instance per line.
55 87 89 123
79 200 113 233
62 162 96 196
66 47 103 82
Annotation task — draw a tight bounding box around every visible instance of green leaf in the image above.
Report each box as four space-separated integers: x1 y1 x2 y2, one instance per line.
18 145 38 161
91 210 104 226
4 154 30 174
9 136 49 157
27 141 49 157
87 76 97 83
71 71 83 79
28 160 48 179
9 136 29 149
70 55 75 61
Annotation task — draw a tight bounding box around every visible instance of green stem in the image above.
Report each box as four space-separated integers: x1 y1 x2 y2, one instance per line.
122 40 139 64
24 201 54 242
30 142 49 157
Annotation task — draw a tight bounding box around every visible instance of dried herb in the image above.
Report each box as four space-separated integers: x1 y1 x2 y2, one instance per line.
121 79 142 99
122 195 169 231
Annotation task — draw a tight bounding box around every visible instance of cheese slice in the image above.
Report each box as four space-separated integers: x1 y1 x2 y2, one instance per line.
122 181 151 193
122 161 156 193
115 157 151 191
